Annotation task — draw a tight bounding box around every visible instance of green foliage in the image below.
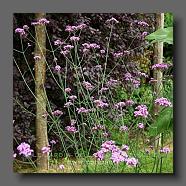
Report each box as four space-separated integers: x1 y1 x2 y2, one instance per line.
148 107 173 137
146 27 173 44
164 13 173 28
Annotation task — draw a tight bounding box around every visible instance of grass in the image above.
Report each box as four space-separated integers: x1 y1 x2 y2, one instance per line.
13 151 173 173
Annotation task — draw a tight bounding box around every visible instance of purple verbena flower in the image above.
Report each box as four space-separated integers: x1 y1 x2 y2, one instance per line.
23 25 29 30
70 36 80 42
76 107 91 114
38 18 50 25
17 142 34 157
54 65 61 73
125 100 134 106
114 102 126 109
50 140 57 145
65 126 77 133
64 101 73 108
138 21 149 26
134 105 149 118
94 100 109 108
69 95 77 101
64 45 74 50
152 63 169 70
82 81 94 90
52 110 63 116
160 147 171 154
138 123 144 129
93 150 105 161
41 146 51 154
64 88 71 93
54 39 63 46
59 164 65 170
120 125 128 132
155 97 172 107
126 157 138 167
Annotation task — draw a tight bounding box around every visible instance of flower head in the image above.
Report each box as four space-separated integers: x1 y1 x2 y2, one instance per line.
138 123 144 129
52 110 63 116
59 164 65 170
160 147 171 154
155 97 172 107
65 126 78 133
54 65 61 73
70 36 80 42
17 142 34 157
152 63 169 70
50 140 57 145
134 105 149 118
65 88 71 93
15 28 26 37
41 146 51 154
126 157 138 167
120 125 128 132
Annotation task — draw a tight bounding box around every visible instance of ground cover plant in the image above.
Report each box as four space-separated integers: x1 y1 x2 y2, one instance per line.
13 13 173 173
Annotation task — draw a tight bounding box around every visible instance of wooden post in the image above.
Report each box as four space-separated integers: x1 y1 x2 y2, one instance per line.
34 13 49 172
153 13 164 146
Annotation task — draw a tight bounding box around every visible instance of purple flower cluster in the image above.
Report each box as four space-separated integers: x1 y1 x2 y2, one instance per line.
125 100 134 106
126 157 138 167
154 97 172 107
52 110 63 116
120 125 128 132
114 102 126 109
93 140 138 167
65 23 86 32
141 31 148 37
15 28 26 37
113 52 123 58
64 45 74 50
54 39 63 46
65 119 78 133
65 126 78 133
93 100 109 108
54 65 62 73
17 142 34 157
31 18 50 25
134 105 149 118
152 63 169 70
138 21 149 26
65 88 72 93
92 124 106 131
50 140 57 144
64 101 73 108
113 51 130 58
106 79 119 88
138 123 144 129
100 87 109 92
82 43 100 49
76 107 91 114
69 95 77 101
160 147 170 154
124 72 140 88
82 81 94 90
41 146 51 154
59 164 65 170
70 36 80 42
